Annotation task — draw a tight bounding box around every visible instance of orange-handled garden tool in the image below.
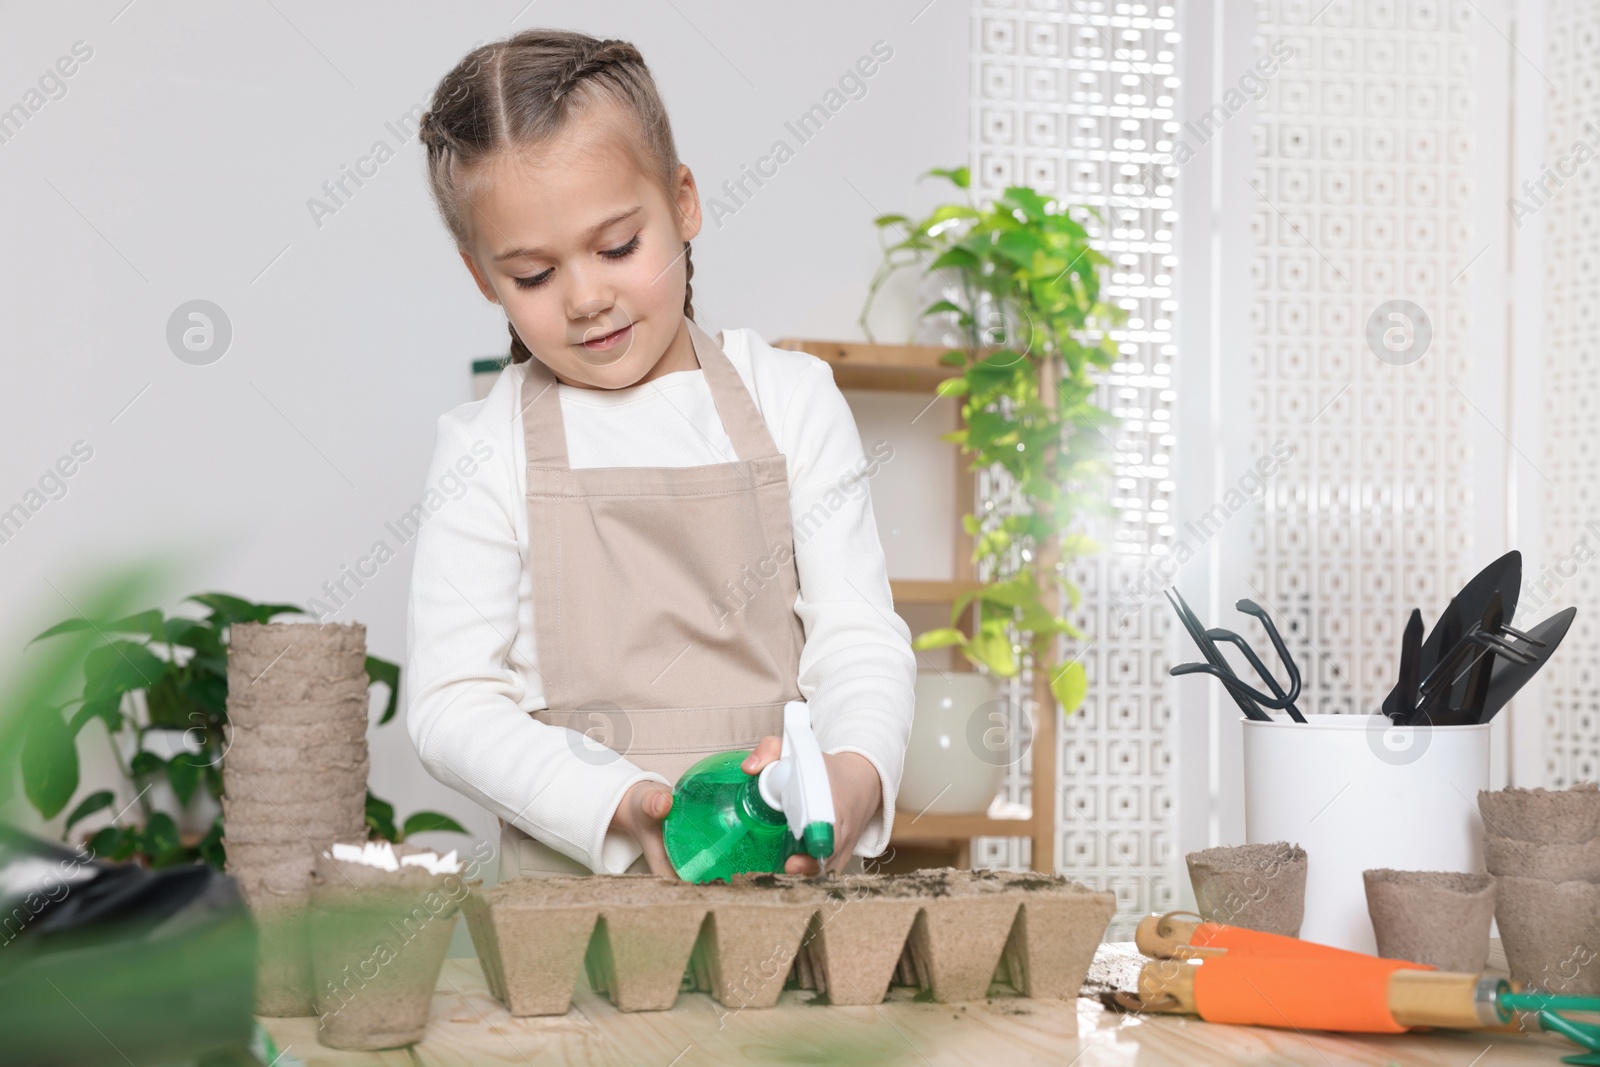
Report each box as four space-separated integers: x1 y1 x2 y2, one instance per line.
1109 912 1600 1063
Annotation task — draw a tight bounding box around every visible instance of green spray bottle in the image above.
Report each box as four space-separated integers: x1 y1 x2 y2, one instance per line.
663 699 837 883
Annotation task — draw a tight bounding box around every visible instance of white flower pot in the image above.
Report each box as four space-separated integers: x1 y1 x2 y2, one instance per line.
897 671 1008 816
1241 713 1490 953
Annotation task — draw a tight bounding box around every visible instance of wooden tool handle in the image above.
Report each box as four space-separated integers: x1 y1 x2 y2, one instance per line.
1137 959 1200 1012
1135 912 1386 963
1135 913 1215 959
1388 970 1509 1030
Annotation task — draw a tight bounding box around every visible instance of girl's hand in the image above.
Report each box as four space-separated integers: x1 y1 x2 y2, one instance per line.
609 780 680 879
742 737 882 876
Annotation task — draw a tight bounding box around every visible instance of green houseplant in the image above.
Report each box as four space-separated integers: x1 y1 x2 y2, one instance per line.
18 592 463 868
861 165 1126 715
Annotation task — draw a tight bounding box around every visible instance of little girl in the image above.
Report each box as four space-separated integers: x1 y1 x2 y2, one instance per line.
403 29 916 881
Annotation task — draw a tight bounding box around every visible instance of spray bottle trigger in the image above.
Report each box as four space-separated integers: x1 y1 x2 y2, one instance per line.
756 700 837 862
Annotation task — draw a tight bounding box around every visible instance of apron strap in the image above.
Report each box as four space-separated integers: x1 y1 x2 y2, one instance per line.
684 318 782 463
521 318 781 468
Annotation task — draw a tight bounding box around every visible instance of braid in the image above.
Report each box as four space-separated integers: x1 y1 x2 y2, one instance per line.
550 39 641 104
682 241 695 323
417 109 447 154
508 320 533 365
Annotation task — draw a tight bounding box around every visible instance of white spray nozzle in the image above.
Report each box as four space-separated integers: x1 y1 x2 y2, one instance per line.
756 700 836 861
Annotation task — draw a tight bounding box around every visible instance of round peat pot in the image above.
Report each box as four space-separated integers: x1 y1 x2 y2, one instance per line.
1241 713 1489 954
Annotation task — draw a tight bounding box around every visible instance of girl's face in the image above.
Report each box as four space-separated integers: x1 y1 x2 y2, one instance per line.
457 107 703 390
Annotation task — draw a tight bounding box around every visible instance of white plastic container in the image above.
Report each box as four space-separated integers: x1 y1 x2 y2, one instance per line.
1241 713 1490 954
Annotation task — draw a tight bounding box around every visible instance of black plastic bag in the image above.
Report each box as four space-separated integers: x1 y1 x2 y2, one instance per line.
0 824 256 1066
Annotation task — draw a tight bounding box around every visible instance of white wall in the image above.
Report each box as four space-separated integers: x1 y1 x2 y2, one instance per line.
0 0 969 862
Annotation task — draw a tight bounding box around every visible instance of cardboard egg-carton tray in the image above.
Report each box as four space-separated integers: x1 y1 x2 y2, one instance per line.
461 867 1115 1014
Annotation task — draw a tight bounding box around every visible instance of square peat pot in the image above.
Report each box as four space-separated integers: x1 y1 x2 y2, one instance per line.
1241 713 1489 954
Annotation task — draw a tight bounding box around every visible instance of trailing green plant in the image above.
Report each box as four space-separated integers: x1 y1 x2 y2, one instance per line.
20 592 464 869
861 165 1127 715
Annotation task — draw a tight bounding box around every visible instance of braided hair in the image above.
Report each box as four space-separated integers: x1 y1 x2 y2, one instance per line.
418 31 695 365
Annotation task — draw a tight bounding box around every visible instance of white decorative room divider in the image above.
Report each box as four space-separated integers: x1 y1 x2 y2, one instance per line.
966 0 1184 937
1537 0 1600 788
1241 0 1482 723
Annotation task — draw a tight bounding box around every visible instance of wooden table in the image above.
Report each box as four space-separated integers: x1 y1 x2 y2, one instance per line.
259 942 1587 1066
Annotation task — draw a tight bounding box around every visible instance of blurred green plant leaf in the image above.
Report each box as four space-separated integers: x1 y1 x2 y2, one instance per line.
64 789 116 833
196 815 225 868
81 641 164 702
401 811 468 839
22 702 79 819
968 623 1017 677
1051 660 1089 715
145 671 203 729
365 790 397 842
186 592 303 625
140 811 182 866
69 695 124 734
129 750 166 778
366 655 399 725
923 164 970 189
86 824 138 862
167 752 202 806
910 627 965 652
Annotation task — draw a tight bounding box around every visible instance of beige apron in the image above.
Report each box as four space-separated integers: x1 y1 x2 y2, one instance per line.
500 318 861 878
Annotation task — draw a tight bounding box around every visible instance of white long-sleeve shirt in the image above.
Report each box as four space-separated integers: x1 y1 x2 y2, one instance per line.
403 326 917 874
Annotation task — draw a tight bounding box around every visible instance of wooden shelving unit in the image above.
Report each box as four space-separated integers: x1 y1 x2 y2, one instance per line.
771 338 1058 874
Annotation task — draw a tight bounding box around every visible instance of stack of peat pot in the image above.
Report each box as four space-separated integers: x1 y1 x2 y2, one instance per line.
222 621 372 1015
1479 783 1600 994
